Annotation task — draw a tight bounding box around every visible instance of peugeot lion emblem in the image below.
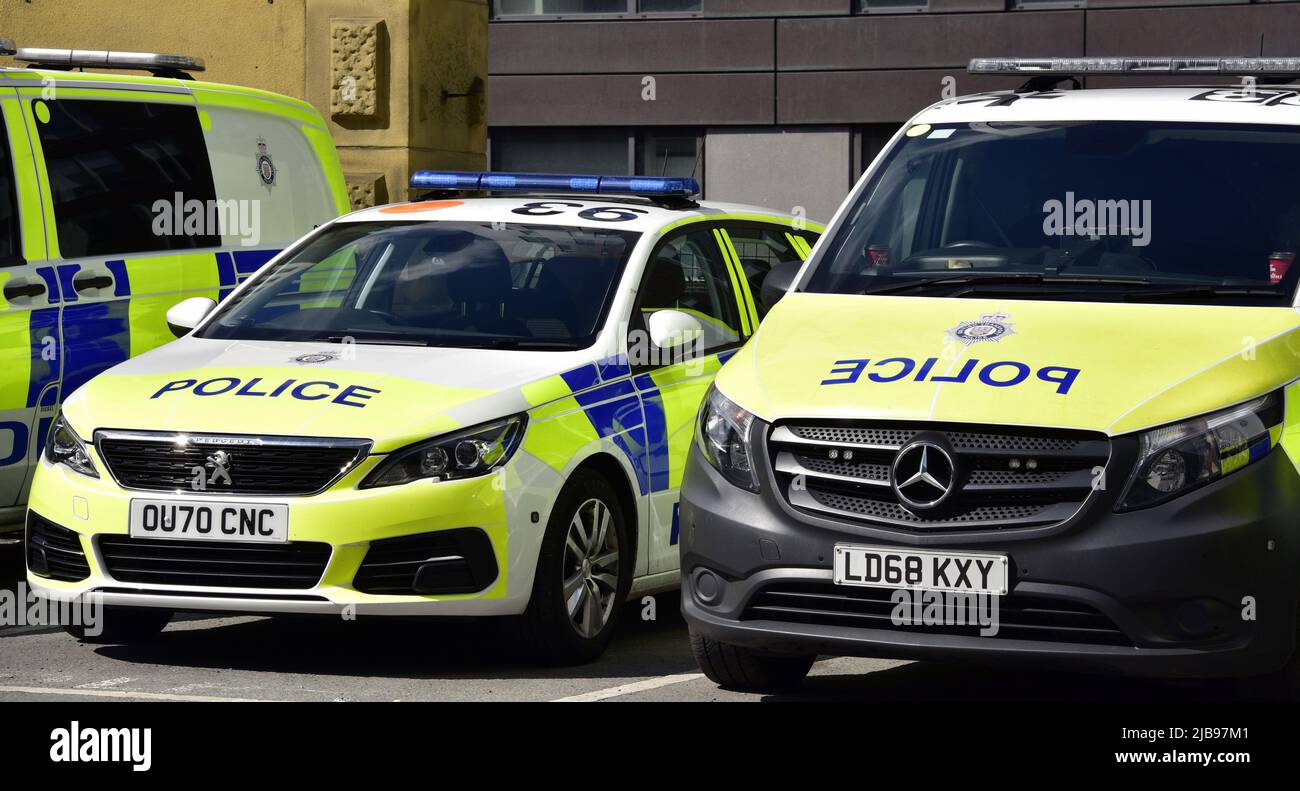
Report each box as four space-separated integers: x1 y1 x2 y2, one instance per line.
890 440 957 511
205 450 233 486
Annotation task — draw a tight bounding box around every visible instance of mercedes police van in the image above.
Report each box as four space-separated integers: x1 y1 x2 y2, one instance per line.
25 170 821 663
681 57 1300 695
0 41 349 531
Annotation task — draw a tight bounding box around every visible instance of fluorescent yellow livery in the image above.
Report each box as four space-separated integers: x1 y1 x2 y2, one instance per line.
26 172 820 663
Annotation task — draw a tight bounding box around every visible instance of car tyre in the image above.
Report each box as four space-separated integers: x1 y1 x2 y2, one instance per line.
63 606 173 644
521 469 632 666
690 629 815 692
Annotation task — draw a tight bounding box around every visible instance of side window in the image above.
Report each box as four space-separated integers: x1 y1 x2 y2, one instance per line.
0 113 19 265
33 99 218 259
637 228 742 357
725 225 818 319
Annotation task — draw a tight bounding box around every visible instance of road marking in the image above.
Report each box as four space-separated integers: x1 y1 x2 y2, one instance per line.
0 685 265 702
550 672 704 702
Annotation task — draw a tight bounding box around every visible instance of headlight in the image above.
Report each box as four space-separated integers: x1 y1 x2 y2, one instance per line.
697 385 759 491
360 415 526 489
44 416 98 478
1117 391 1282 511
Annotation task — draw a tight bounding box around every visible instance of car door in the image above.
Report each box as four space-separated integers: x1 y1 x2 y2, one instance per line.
19 89 225 402
0 89 60 514
631 224 750 574
718 222 819 321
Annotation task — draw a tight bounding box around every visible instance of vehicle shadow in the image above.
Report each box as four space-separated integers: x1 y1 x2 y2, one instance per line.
763 657 1240 702
90 591 697 682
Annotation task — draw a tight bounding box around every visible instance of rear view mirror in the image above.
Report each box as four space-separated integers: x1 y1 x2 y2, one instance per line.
760 260 803 312
166 297 217 338
647 309 703 349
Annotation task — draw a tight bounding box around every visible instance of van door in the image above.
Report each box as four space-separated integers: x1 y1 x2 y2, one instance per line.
19 90 224 400
0 90 60 513
631 225 748 574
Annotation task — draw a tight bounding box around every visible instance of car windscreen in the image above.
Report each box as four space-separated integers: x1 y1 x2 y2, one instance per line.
805 121 1300 306
199 220 640 350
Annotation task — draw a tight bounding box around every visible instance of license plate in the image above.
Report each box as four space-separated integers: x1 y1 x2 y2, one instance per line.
128 499 289 544
833 545 1008 596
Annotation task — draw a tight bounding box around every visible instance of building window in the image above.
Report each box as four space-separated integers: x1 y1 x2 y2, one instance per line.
1010 0 1086 8
491 127 704 190
492 127 630 175
639 131 702 183
857 0 929 12
492 0 701 18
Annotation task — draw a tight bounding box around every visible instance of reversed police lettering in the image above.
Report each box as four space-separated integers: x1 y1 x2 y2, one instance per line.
150 377 382 407
821 357 1080 395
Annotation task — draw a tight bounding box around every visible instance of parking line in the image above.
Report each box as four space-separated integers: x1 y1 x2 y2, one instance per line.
0 685 266 702
550 672 704 702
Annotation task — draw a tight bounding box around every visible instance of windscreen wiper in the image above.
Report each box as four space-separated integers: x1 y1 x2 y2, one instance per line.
463 338 580 350
313 334 431 347
864 273 1150 296
1121 285 1281 303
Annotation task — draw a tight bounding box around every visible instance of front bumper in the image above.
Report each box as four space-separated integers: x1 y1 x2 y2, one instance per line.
24 451 551 618
679 440 1300 679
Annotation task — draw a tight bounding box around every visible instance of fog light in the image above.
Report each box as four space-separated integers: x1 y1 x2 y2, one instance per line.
692 568 724 605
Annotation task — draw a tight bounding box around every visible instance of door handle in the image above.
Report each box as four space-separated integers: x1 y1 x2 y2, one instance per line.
72 273 114 293
2 279 47 301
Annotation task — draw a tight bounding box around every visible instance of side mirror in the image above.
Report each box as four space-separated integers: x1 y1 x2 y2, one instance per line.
647 309 703 349
166 296 217 338
760 260 803 312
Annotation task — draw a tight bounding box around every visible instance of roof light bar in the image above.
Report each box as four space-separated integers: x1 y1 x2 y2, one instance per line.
409 171 701 198
970 56 1300 77
15 47 205 74
0 38 15 57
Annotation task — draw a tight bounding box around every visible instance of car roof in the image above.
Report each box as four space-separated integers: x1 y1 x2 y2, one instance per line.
337 196 810 234
914 85 1300 126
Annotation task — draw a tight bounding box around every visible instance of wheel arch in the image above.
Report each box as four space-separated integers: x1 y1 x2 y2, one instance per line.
570 451 640 574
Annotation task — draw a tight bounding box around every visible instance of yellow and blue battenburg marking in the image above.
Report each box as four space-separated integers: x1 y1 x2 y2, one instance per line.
551 349 737 545
35 250 284 400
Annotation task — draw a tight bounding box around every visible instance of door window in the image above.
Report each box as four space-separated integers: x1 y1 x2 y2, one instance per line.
0 112 19 265
723 225 816 318
33 99 218 258
636 228 742 357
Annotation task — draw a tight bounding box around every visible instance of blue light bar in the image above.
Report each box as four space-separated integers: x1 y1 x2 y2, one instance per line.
409 171 701 198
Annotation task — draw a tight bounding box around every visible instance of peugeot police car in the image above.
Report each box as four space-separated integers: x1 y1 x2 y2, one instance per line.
1 41 349 532
25 170 821 663
681 57 1300 694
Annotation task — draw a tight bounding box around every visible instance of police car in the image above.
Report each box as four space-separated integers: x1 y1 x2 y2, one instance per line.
681 57 1300 695
25 170 820 663
0 41 349 532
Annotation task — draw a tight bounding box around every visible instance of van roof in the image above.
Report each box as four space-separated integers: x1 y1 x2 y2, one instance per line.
0 66 322 121
915 85 1300 127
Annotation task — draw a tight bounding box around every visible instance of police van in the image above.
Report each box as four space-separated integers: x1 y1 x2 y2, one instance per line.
25 170 820 663
1 41 349 531
681 57 1300 695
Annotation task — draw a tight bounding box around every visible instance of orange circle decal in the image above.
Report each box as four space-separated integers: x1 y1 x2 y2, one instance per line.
379 200 464 213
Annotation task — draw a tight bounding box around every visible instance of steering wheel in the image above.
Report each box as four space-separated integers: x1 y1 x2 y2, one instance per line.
946 240 998 249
